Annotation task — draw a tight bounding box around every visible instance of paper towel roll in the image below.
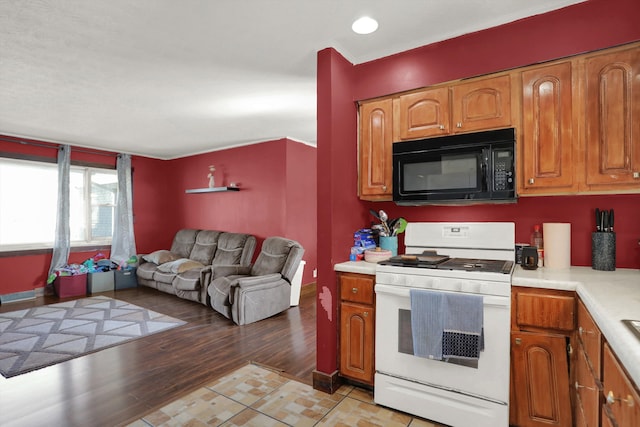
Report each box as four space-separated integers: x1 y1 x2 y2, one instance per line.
543 223 571 269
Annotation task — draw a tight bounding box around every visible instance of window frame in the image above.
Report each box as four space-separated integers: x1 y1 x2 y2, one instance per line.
0 152 117 254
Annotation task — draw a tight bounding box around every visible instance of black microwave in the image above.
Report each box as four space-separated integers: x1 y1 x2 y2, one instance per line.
392 128 516 205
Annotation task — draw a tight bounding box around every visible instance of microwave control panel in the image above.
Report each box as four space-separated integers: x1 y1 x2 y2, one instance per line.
492 149 514 191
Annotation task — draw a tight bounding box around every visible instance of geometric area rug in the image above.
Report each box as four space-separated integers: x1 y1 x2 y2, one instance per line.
0 296 186 378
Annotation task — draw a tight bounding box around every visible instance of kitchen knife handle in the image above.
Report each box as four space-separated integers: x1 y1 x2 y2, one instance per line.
595 208 601 232
609 209 614 232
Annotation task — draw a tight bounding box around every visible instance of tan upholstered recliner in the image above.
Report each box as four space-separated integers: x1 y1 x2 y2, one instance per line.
208 236 304 325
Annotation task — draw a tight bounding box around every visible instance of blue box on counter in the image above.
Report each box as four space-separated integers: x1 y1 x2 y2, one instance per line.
354 228 376 249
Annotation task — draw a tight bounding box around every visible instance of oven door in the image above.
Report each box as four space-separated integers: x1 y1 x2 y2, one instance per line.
374 283 511 403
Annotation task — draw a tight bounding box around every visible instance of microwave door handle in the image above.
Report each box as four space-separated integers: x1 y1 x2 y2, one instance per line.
481 151 489 191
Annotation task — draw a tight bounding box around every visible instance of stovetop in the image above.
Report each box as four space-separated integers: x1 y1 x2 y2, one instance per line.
379 253 513 274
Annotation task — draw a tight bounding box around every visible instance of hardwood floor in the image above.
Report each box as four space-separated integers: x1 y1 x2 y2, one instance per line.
0 284 317 427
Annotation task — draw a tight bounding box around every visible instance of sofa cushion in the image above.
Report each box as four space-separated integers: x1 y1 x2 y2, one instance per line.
173 269 202 291
137 262 159 280
142 250 179 265
189 230 222 265
251 237 296 276
170 229 200 258
212 233 249 265
153 270 177 285
157 258 205 274
208 275 244 319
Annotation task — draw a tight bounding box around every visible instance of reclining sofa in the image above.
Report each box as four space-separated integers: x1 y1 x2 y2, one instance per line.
137 229 256 305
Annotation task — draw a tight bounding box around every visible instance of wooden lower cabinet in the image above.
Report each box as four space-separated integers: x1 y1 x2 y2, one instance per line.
337 272 375 385
510 287 575 427
602 343 640 427
511 331 573 427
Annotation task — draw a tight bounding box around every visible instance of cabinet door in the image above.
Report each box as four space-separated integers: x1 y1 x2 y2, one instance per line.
451 75 512 132
602 343 640 427
577 299 602 378
397 87 450 139
576 344 600 427
359 99 393 200
520 62 577 194
339 302 375 384
510 331 572 427
584 47 640 189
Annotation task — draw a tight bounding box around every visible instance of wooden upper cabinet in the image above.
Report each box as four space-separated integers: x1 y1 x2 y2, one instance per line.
359 99 393 200
397 87 451 139
451 75 512 132
584 47 640 189
520 62 577 194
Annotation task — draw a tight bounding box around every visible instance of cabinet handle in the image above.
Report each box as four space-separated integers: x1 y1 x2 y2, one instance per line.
607 391 635 407
351 288 358 294
575 381 596 392
456 122 462 128
528 178 535 185
633 172 639 179
514 338 522 345
382 185 387 191
363 311 369 317
439 124 445 130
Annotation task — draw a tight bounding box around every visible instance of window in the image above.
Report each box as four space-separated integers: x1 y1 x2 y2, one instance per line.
0 157 117 251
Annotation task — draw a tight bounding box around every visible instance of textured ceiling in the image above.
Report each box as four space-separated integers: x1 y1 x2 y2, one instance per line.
0 0 585 159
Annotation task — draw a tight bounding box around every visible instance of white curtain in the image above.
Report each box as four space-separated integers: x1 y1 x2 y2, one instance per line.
47 144 71 283
110 153 137 265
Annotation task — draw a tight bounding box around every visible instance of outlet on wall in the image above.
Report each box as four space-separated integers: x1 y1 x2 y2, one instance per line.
313 268 317 278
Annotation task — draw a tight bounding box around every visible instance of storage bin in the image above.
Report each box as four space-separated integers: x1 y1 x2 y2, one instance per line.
54 274 88 298
87 270 115 294
115 268 138 289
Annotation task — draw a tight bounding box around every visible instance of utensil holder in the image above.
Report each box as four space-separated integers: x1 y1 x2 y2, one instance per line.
380 236 398 256
592 232 616 271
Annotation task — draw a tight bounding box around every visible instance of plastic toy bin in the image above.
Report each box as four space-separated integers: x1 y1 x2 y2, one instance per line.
54 274 88 298
114 268 138 289
87 270 115 294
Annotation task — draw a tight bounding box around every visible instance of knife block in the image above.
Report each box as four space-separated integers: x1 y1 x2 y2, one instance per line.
592 232 616 271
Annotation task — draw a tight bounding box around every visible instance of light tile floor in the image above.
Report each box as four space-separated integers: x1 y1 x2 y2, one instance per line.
127 363 447 427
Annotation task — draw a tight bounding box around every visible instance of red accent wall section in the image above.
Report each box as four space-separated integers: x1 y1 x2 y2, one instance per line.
315 0 640 379
166 138 317 285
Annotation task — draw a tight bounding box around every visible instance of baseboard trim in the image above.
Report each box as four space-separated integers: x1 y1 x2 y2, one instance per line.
312 369 340 394
0 290 36 304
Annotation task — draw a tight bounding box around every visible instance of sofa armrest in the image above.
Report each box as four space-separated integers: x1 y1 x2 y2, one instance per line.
212 265 251 280
228 273 283 304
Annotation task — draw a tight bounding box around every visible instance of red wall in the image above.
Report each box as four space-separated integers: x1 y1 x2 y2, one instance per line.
163 138 317 285
1 136 317 296
316 0 640 378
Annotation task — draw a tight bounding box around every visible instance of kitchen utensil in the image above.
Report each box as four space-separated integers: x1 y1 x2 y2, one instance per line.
395 218 408 235
369 209 380 220
378 210 391 235
609 209 614 232
595 208 601 231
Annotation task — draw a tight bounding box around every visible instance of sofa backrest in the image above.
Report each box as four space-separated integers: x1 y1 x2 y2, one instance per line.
212 232 257 267
170 229 200 258
189 230 223 265
250 236 304 282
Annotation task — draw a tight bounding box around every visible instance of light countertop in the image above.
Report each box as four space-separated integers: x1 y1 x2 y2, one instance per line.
334 261 640 387
513 265 640 387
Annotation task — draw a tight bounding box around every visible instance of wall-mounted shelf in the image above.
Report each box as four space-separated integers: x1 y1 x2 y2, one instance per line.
185 186 240 194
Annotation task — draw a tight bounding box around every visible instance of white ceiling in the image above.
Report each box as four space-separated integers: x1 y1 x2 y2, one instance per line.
0 0 585 159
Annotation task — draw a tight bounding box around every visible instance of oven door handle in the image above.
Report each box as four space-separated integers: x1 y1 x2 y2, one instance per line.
375 284 510 308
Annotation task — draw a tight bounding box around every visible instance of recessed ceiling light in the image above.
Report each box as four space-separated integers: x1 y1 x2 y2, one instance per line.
352 16 378 35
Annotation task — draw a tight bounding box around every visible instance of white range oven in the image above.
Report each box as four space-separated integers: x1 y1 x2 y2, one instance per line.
374 222 515 427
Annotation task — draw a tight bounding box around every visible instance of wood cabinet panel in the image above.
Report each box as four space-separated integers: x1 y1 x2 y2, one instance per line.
576 341 601 427
577 299 602 378
339 302 375 384
359 99 393 200
585 47 640 190
339 273 374 304
398 87 450 139
514 290 576 332
603 343 640 427
520 62 576 193
511 331 573 427
338 272 375 386
451 75 512 132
